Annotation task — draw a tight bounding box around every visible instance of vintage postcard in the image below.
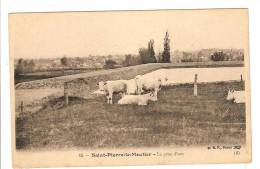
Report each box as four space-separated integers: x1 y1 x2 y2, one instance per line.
9 9 251 168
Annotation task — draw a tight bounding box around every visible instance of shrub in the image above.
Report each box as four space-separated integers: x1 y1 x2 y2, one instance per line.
210 51 226 61
139 48 157 64
104 59 117 69
15 58 36 75
60 56 69 66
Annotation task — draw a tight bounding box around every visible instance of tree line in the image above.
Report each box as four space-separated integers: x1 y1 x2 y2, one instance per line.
15 58 36 75
118 31 171 68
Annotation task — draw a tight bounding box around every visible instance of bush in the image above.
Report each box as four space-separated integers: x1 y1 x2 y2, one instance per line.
60 56 69 66
123 54 131 67
123 54 142 67
15 58 36 75
210 51 225 61
181 58 194 62
104 59 117 69
139 48 157 64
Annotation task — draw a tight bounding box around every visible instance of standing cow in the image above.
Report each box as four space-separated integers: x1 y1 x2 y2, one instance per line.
134 75 162 97
98 80 127 104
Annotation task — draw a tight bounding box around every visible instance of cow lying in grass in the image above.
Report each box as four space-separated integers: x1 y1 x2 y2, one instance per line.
226 89 245 103
118 92 157 106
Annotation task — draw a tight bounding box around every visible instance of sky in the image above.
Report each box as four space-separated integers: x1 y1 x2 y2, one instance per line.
9 9 248 59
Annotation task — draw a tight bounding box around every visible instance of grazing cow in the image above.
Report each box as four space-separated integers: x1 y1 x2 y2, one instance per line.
226 89 245 103
98 80 127 104
118 92 157 106
135 75 162 95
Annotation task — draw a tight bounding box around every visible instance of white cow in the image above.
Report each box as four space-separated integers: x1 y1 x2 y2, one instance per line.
98 80 127 104
118 92 157 106
135 75 162 95
226 89 245 103
125 79 138 94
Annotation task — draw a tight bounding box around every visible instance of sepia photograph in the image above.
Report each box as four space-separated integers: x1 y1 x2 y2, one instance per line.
9 9 251 167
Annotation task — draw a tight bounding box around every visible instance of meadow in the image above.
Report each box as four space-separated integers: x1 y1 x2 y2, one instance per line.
16 81 245 150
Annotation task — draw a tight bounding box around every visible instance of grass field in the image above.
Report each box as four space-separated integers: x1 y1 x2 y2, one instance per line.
16 81 245 150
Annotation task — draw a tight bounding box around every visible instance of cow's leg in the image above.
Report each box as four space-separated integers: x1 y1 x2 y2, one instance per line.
106 95 110 104
153 89 158 101
137 85 143 95
135 79 142 95
108 91 113 104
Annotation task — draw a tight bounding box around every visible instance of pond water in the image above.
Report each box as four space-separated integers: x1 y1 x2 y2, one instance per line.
142 67 245 85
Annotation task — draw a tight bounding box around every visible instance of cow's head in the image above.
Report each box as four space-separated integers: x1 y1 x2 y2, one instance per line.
226 89 235 101
135 75 142 80
149 91 158 101
97 81 107 92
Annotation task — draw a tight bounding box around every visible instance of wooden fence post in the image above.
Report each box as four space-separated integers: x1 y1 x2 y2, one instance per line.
182 117 186 136
194 74 198 96
240 74 244 90
20 101 23 114
64 82 69 105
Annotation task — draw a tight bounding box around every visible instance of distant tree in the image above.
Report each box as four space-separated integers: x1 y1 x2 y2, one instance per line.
210 51 225 61
237 51 244 61
139 48 150 64
15 58 36 75
60 56 69 66
161 31 171 63
15 58 25 75
157 51 162 63
148 39 157 63
131 55 142 65
28 60 36 72
123 54 132 67
75 56 84 63
104 59 117 69
139 39 157 64
123 54 142 67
